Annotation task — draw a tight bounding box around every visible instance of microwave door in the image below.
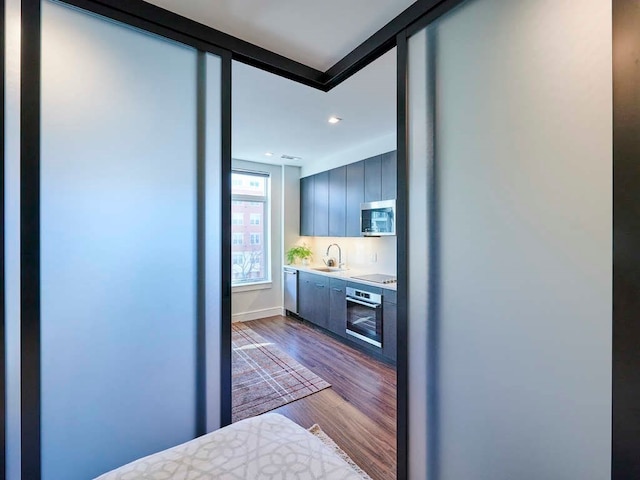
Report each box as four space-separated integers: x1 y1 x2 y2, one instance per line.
361 199 396 236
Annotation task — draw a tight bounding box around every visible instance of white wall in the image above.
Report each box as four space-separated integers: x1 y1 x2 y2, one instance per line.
408 0 612 479
231 160 298 321
282 165 301 264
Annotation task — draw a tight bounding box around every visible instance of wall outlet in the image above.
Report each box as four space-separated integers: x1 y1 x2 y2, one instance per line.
370 252 378 263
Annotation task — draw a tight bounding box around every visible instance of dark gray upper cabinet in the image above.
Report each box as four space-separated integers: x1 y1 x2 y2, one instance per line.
328 166 347 237
300 175 314 236
313 171 329 236
299 151 397 238
364 155 382 202
381 151 397 201
345 160 365 237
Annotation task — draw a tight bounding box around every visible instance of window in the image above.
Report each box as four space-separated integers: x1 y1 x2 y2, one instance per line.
232 253 244 266
232 213 244 225
231 170 270 285
232 233 243 245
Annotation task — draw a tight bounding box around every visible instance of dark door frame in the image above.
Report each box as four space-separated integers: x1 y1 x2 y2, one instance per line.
612 1 640 478
7 0 639 478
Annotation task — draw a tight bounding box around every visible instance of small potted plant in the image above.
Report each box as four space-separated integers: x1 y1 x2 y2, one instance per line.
286 244 313 266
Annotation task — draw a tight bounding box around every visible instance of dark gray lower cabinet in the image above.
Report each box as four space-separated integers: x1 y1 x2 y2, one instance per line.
298 272 315 322
328 278 347 337
382 300 397 362
298 271 329 329
299 272 396 364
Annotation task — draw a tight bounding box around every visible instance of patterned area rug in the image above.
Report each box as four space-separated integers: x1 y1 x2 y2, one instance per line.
232 322 331 422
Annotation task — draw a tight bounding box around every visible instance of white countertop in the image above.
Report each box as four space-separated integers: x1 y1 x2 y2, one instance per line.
283 264 397 291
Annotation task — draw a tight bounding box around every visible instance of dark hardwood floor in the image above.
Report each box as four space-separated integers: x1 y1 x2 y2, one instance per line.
241 315 397 480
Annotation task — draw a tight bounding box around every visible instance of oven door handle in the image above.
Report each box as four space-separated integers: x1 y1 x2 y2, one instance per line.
346 297 381 309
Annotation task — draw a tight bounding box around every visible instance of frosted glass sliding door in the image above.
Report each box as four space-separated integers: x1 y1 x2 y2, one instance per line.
39 1 221 478
407 0 612 479
5 0 22 479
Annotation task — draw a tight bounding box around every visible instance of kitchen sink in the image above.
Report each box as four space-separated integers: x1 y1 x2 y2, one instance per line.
312 267 347 273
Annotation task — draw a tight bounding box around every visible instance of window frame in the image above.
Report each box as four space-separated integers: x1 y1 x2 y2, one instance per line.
230 170 271 287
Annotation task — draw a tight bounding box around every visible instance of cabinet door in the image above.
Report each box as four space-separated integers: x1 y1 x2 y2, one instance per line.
310 275 330 328
328 278 347 337
364 155 382 202
300 176 314 236
298 272 315 321
346 160 365 237
313 170 329 236
328 166 347 237
383 301 397 363
381 150 397 201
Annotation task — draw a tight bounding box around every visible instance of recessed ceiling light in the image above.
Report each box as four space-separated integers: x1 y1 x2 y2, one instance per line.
328 116 342 124
264 152 274 157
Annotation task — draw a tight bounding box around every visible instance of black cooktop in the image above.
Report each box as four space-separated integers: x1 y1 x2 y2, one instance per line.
350 274 397 284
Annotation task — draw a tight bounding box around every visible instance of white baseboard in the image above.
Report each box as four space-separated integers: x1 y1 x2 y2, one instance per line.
232 307 285 323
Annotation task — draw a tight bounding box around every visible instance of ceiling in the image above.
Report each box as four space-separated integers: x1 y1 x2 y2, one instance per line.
143 0 414 71
231 47 396 172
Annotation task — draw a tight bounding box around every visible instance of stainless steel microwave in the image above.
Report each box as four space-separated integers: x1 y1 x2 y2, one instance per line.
360 199 396 236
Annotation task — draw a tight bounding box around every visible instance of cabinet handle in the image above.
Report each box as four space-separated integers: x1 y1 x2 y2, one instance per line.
332 288 343 292
315 283 325 288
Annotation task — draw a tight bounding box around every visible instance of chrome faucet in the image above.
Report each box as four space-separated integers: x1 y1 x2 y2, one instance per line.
325 243 344 268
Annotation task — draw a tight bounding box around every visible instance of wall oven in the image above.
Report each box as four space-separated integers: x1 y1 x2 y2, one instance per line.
346 287 382 348
360 199 396 236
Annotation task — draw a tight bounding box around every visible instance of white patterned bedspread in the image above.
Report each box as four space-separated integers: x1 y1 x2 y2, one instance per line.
95 413 367 479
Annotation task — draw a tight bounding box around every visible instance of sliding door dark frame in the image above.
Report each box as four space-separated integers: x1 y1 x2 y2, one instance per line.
54 0 465 92
612 1 640 478
0 0 5 475
20 0 41 477
395 31 409 480
219 51 233 429
58 0 326 89
196 52 207 438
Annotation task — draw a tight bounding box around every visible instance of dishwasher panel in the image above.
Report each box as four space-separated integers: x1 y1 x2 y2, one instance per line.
283 268 298 314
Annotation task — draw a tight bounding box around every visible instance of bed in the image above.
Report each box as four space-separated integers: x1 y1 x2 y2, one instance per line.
95 413 371 479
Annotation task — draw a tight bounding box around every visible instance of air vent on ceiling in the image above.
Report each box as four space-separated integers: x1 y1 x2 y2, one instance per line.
280 155 302 161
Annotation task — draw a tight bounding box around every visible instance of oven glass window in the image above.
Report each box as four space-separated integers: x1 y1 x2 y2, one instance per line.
346 301 382 345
